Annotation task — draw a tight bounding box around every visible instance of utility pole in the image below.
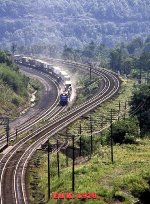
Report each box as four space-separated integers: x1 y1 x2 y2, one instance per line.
66 130 68 167
90 114 93 156
57 140 60 178
138 70 142 138
6 119 9 147
47 139 50 200
72 136 75 192
110 109 114 163
79 120 82 156
100 118 103 146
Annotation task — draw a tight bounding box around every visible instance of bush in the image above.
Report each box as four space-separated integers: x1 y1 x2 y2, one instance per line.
124 133 137 144
110 117 139 144
0 64 29 96
77 135 91 156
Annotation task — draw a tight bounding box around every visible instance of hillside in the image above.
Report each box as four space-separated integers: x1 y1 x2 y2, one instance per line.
0 0 150 51
0 51 39 119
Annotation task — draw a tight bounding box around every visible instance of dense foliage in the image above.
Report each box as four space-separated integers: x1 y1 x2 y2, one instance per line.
62 36 150 80
111 117 139 144
130 84 150 134
0 51 12 65
0 0 150 51
109 41 150 76
0 51 41 118
0 64 29 96
0 51 29 96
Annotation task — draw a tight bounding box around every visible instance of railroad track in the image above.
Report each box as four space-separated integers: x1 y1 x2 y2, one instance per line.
0 67 67 147
0 61 120 204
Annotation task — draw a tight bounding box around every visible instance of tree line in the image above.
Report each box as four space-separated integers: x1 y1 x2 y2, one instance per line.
62 36 150 77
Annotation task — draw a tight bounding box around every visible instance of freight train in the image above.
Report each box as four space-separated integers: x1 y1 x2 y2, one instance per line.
14 55 72 105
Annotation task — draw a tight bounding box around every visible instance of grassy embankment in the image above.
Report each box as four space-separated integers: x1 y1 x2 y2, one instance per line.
29 139 150 204
0 63 41 119
27 78 150 204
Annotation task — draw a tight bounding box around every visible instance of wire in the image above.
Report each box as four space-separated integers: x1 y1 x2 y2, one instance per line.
130 101 146 116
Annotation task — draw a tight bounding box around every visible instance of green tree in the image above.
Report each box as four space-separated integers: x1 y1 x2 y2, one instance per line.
130 84 150 134
127 37 143 54
109 48 124 72
0 63 29 96
137 53 150 72
0 51 12 65
121 57 135 75
110 118 139 144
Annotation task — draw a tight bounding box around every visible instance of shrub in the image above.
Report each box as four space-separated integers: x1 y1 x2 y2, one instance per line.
111 117 139 144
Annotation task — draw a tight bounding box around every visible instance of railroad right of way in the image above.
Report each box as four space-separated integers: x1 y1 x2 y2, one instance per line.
0 61 120 204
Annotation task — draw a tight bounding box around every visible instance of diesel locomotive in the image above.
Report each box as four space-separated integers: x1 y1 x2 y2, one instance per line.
14 55 72 105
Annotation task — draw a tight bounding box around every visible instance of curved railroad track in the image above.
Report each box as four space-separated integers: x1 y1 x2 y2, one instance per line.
0 66 66 147
0 61 120 204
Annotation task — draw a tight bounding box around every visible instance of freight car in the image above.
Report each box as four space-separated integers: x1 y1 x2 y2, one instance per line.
14 55 72 105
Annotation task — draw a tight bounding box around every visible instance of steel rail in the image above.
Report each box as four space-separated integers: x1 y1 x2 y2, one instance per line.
0 61 120 204
0 66 108 204
18 67 120 204
0 67 63 146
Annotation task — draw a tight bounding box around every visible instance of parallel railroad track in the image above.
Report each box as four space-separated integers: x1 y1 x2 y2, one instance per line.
0 61 120 204
0 67 67 147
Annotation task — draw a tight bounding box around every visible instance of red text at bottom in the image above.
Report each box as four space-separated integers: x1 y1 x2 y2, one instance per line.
52 192 97 199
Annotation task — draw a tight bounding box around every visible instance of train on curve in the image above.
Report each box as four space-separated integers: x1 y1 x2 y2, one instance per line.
14 55 72 106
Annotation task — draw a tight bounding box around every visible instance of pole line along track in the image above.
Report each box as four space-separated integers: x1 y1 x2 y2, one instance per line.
0 61 120 204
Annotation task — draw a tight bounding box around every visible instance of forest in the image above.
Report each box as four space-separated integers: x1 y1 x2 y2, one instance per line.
62 36 150 74
0 0 150 50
